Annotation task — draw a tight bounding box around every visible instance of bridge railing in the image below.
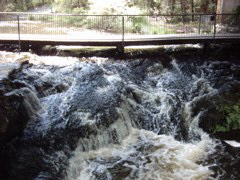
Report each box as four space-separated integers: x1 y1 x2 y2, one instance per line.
0 13 239 41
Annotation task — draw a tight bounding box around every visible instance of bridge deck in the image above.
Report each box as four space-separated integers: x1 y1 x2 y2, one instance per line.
0 34 240 47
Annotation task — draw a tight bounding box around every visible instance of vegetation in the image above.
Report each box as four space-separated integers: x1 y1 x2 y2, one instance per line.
230 6 240 25
214 104 240 132
0 0 238 35
1 0 217 15
0 0 52 11
54 0 90 13
126 0 217 15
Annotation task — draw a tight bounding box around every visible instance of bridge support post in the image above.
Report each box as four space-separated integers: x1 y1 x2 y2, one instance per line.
203 43 210 54
116 44 124 54
116 16 125 54
20 44 30 52
17 14 21 52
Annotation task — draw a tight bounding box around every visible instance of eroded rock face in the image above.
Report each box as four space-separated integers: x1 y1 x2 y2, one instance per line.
0 81 41 146
0 78 42 179
186 61 240 140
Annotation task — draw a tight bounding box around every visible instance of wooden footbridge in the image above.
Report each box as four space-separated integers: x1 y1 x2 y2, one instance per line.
0 13 240 52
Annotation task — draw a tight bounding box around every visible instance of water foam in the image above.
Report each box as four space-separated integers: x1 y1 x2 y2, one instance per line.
66 128 215 180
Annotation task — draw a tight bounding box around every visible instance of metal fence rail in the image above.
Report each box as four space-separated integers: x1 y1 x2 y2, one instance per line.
0 13 239 42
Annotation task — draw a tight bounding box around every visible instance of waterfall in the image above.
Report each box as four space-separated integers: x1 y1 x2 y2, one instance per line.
0 51 239 180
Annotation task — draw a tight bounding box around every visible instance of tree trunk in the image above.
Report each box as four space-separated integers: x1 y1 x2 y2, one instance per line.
202 0 209 13
191 0 194 21
211 0 217 13
171 0 176 15
180 0 187 23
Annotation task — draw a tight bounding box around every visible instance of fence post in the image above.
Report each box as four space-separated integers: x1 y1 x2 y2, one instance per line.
122 16 125 47
117 16 125 53
213 13 217 39
17 14 21 51
198 14 201 34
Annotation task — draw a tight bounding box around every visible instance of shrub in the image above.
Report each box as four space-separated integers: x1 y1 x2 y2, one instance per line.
4 3 15 12
125 16 148 34
214 104 240 132
86 16 121 33
230 6 240 25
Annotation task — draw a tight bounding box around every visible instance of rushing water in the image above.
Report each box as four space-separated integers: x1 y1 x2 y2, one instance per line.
0 50 239 180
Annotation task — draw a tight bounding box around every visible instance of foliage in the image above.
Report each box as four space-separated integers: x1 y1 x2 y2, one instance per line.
126 16 148 33
86 16 121 33
2 0 218 15
31 0 52 8
3 3 15 12
62 8 88 26
1 0 52 12
214 104 240 132
54 0 90 13
230 6 240 25
126 0 217 15
0 0 220 35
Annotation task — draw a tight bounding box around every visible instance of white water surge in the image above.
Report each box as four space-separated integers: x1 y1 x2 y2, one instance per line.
67 128 215 180
1 51 229 180
64 58 216 180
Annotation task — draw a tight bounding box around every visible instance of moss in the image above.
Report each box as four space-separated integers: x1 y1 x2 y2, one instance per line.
214 104 240 132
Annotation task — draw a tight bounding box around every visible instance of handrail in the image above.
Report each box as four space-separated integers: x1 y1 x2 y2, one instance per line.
0 13 239 51
0 12 238 16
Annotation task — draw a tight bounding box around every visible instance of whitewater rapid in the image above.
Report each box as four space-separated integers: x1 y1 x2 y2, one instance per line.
1 50 239 180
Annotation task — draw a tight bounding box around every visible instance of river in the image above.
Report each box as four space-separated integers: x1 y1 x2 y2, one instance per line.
0 46 239 179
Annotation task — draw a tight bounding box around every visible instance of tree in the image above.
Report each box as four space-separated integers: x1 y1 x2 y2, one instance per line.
191 0 194 20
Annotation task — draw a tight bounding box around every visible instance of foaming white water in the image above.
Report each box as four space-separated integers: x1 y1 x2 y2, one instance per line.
225 141 240 147
64 58 217 180
66 128 215 180
183 77 218 128
76 117 132 152
73 99 133 152
0 51 24 79
1 52 222 179
32 56 79 66
0 51 34 63
0 51 80 67
171 59 182 74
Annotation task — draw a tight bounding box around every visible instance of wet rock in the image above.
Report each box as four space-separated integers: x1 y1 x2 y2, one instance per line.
108 163 132 179
0 87 40 146
0 142 68 180
206 140 240 179
8 61 71 98
213 130 240 142
192 80 240 140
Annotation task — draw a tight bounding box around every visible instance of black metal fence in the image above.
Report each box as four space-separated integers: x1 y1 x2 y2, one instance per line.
0 13 239 41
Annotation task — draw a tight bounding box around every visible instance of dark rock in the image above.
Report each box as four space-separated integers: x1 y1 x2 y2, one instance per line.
192 80 240 140
213 130 240 142
0 87 40 146
0 142 68 180
206 140 240 179
108 163 132 179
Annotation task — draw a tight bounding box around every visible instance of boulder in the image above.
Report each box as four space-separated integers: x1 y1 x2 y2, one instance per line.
195 81 240 141
0 81 40 146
